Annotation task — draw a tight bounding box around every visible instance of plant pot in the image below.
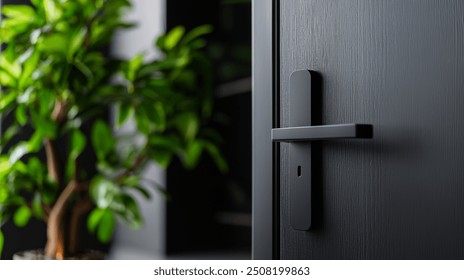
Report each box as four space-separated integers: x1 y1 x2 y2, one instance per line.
13 250 105 260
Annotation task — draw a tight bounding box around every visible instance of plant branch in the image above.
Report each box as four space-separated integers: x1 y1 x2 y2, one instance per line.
115 152 147 182
83 6 105 48
45 100 69 188
68 195 92 256
45 180 79 259
44 138 62 187
51 99 68 123
42 204 51 222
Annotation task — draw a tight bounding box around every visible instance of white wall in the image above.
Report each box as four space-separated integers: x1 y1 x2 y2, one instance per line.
109 0 166 260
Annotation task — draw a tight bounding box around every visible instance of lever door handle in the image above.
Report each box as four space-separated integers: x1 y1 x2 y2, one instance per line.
272 123 373 142
282 70 374 231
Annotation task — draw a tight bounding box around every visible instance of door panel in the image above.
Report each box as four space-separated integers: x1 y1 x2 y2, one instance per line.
280 0 464 259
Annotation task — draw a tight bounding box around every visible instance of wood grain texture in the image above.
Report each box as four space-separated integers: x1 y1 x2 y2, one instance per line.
279 0 464 259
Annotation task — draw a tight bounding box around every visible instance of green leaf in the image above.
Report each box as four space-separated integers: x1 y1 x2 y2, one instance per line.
136 62 161 79
0 54 21 79
73 58 94 80
149 135 182 151
164 26 185 50
38 33 68 56
2 5 36 20
43 0 62 23
182 25 213 45
153 185 171 201
128 185 151 200
27 157 44 185
0 93 17 111
149 150 172 168
91 120 115 161
0 230 4 258
28 130 45 153
116 102 132 127
9 142 30 164
118 194 142 230
0 125 20 149
204 141 229 174
19 50 40 90
87 208 105 233
32 193 44 219
15 104 28 126
29 29 42 44
176 70 195 89
134 109 150 134
0 20 31 38
13 160 28 174
0 68 17 87
38 90 54 116
41 188 57 205
135 186 151 199
30 112 57 138
144 102 166 131
18 48 34 63
120 175 138 187
16 87 33 104
0 158 12 178
18 47 35 65
30 0 42 8
68 27 87 60
71 129 86 157
89 176 120 208
188 38 206 50
173 112 199 143
183 141 203 169
155 34 165 50
13 206 32 227
97 209 115 243
0 184 9 203
67 129 86 179
147 79 173 95
126 54 144 82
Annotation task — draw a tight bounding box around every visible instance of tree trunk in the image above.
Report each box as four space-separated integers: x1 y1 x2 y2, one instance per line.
44 180 78 259
68 197 92 255
43 100 91 259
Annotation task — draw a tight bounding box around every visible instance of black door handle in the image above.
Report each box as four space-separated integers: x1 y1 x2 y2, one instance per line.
280 70 374 231
272 123 373 142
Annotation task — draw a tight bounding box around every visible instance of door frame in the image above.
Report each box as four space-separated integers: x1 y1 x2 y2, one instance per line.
252 0 280 260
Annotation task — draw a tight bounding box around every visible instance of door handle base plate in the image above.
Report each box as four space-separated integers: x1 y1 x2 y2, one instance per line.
284 70 373 231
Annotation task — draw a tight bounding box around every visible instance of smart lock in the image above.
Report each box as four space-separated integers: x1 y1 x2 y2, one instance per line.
272 70 373 231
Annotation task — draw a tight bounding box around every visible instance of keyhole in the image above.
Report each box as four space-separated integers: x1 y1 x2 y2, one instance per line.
297 165 302 177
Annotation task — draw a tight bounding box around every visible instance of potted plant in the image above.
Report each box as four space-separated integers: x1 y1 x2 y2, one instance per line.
0 0 226 259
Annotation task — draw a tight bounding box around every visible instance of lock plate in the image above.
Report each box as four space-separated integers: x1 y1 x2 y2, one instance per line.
289 70 312 230
278 71 372 231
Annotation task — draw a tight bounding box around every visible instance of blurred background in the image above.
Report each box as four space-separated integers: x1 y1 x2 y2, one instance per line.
0 0 251 259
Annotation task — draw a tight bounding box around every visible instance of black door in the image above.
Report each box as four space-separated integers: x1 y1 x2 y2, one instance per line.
253 0 464 259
